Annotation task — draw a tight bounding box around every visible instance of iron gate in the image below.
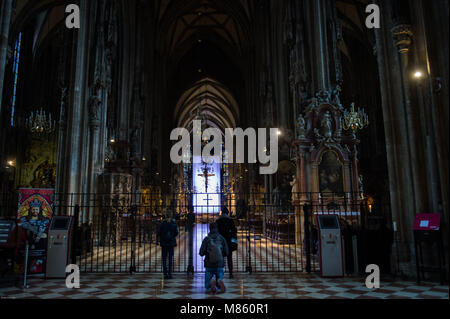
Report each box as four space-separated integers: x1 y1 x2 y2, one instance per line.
62 192 392 274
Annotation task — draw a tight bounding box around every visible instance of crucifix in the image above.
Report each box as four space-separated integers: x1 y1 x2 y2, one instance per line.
197 160 215 192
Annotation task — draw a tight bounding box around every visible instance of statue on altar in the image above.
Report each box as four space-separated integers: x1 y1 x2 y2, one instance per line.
321 111 333 140
296 114 306 139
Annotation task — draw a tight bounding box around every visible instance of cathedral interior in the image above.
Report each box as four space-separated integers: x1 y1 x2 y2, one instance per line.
0 0 448 301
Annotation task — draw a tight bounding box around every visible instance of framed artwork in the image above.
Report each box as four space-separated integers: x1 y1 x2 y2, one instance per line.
318 151 344 196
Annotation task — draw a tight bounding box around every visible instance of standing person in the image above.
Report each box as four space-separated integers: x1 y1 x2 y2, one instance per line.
199 222 229 294
157 209 178 279
216 206 237 278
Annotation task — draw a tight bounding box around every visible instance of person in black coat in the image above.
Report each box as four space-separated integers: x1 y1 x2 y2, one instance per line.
216 206 237 278
157 209 178 279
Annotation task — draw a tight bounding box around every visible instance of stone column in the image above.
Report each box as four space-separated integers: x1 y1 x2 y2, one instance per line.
373 0 419 275
55 0 92 216
87 93 102 223
305 0 331 92
62 0 91 199
351 150 359 195
299 151 307 199
392 24 427 213
294 149 307 246
0 0 13 117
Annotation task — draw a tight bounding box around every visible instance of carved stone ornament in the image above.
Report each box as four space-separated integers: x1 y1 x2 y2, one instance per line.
88 82 103 126
296 114 306 139
391 24 413 55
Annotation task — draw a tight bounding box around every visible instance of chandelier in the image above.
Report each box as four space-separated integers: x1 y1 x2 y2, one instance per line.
25 108 56 135
341 103 369 133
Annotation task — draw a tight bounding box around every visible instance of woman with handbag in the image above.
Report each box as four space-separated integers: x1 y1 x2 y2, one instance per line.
217 206 237 278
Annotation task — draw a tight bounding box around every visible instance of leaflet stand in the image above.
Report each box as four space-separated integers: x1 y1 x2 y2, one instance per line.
413 214 445 285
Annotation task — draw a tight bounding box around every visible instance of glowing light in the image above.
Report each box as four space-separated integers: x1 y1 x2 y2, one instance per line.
193 156 221 214
413 71 424 79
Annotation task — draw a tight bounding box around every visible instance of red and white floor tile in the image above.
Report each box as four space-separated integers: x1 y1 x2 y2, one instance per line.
0 273 448 299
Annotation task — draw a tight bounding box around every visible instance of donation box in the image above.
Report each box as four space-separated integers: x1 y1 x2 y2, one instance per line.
46 216 73 279
316 215 344 277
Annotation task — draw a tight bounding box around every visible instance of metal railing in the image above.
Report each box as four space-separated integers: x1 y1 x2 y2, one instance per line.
0 191 393 274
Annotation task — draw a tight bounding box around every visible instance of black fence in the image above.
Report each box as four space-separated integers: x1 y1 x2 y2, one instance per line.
0 191 393 275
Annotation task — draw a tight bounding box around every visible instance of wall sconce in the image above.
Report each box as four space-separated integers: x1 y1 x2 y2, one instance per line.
412 69 442 93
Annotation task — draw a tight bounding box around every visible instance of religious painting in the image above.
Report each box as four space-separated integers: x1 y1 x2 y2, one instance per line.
30 160 56 188
20 136 57 188
17 188 54 274
318 151 344 196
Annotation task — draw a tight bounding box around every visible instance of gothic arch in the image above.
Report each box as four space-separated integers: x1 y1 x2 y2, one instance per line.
175 77 239 133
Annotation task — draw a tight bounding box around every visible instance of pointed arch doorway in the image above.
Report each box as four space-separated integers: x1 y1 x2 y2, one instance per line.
174 78 239 272
175 78 239 217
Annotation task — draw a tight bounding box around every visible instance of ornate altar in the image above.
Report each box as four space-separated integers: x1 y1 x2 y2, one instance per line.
141 186 162 217
291 89 368 244
97 140 140 245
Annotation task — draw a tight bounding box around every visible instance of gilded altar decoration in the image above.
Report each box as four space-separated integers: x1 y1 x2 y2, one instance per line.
30 160 56 188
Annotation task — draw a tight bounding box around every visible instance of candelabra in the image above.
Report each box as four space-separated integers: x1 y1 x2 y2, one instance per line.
341 103 369 134
25 108 56 135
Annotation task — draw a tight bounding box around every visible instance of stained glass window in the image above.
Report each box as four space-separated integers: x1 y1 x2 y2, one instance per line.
11 33 22 127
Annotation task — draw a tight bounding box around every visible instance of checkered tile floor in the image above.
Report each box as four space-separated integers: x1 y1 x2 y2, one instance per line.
0 273 448 299
76 224 318 273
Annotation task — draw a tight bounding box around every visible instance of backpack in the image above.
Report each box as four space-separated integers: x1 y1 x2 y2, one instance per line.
207 236 223 264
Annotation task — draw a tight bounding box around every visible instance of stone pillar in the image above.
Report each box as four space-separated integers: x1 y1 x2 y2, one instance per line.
0 0 13 117
294 149 307 246
299 151 307 198
305 0 331 92
373 0 420 275
60 0 91 204
87 99 101 223
351 151 359 195
392 24 427 213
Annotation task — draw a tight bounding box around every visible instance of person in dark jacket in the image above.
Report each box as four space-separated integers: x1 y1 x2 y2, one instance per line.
199 222 229 294
216 206 237 278
157 210 178 279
